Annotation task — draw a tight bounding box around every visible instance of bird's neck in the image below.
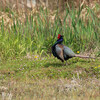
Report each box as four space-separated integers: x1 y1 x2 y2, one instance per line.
57 38 63 44
54 38 63 46
52 38 63 51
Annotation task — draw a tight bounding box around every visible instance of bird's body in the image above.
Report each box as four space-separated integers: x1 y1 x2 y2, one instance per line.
52 34 75 62
52 34 93 63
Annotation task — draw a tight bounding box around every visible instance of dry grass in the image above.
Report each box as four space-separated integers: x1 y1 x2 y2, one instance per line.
0 77 100 100
0 0 100 29
0 1 100 99
0 56 100 100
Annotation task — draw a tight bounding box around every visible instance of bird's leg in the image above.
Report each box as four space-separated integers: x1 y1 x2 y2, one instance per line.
66 61 68 66
63 61 68 66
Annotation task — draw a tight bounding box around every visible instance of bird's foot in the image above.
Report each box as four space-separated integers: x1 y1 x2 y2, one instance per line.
63 62 68 66
65 62 68 66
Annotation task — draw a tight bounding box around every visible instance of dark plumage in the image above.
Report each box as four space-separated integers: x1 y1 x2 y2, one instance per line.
52 34 93 64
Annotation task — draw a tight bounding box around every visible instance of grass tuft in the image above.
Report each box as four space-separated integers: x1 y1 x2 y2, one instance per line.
0 5 100 59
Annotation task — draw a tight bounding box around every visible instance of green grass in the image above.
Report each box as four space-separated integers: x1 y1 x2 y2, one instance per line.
0 57 100 100
0 56 100 80
0 4 100 100
0 5 100 59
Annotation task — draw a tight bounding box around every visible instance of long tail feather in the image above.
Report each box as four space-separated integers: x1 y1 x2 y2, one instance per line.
75 54 95 59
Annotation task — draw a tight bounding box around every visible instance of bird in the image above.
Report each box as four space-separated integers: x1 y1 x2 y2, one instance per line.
52 34 94 65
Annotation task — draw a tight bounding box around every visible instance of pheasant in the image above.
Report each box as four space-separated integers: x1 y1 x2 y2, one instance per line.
52 34 94 65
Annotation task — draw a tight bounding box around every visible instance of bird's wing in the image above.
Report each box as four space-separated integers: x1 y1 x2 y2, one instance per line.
63 46 75 58
55 44 64 62
52 46 57 57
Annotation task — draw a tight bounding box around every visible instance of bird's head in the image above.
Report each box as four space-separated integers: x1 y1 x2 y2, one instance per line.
57 34 63 39
53 34 63 45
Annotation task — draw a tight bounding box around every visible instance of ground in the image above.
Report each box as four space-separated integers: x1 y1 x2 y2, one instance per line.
0 56 100 100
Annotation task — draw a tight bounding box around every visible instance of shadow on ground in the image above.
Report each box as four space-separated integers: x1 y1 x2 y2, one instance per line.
44 58 93 68
44 62 64 68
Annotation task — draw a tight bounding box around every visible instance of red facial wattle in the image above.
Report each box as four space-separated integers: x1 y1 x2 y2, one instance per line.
57 34 61 39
